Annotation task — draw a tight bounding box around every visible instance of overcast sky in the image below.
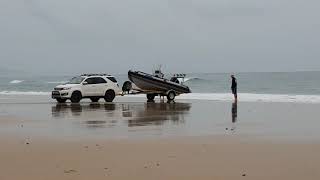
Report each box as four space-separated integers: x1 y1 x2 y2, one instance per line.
0 0 319 75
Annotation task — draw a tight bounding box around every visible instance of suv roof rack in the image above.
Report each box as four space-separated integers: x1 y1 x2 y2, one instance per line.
81 73 112 77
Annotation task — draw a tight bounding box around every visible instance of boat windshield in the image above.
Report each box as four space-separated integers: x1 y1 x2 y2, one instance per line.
68 76 85 84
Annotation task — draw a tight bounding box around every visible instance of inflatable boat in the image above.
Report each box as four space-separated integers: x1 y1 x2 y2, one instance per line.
127 70 191 101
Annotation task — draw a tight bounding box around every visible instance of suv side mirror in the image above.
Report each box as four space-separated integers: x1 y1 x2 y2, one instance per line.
82 81 88 85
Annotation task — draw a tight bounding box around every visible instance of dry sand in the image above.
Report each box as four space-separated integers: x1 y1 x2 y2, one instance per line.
0 135 320 180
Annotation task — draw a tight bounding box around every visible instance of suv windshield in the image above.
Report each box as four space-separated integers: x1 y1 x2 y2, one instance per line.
68 76 85 84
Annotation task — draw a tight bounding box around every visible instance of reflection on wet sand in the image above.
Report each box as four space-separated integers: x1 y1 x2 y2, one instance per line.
127 102 191 127
51 102 191 128
232 102 237 123
51 103 117 128
52 103 116 117
231 102 238 131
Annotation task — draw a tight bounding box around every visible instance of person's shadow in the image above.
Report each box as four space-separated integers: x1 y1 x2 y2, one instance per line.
231 101 238 131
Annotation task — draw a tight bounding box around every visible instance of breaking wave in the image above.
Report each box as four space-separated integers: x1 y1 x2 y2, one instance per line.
0 91 50 95
9 80 24 84
184 77 202 82
47 81 68 84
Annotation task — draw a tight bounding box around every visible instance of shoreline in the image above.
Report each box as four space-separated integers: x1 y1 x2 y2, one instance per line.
2 93 320 104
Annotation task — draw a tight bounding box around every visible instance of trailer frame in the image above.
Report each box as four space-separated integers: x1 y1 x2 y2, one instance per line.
121 88 178 102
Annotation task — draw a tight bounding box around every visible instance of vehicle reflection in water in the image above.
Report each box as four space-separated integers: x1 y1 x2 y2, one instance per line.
51 103 117 128
51 102 191 128
127 102 191 127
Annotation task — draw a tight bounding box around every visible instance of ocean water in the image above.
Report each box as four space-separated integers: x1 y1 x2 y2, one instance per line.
1 71 320 103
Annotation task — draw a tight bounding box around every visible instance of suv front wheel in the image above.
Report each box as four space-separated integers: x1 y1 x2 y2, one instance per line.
70 91 82 103
104 90 115 102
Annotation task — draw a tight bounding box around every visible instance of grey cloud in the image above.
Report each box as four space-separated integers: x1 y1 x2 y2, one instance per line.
0 0 319 75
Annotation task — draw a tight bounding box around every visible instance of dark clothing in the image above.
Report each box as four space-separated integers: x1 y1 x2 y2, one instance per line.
231 77 237 88
231 77 237 95
231 87 237 95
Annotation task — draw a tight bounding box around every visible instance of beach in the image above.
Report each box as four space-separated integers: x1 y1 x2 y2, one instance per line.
1 0 320 178
1 95 320 179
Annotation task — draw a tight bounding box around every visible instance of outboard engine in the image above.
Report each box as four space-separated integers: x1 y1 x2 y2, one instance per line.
170 77 180 84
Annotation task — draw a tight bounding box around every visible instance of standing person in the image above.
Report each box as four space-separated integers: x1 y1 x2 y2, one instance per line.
231 75 237 101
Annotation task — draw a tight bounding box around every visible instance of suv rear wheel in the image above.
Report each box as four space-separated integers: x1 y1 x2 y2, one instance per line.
70 91 82 103
104 90 115 102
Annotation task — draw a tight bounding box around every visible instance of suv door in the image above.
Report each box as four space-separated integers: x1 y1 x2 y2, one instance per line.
82 77 98 97
82 77 108 97
93 77 108 96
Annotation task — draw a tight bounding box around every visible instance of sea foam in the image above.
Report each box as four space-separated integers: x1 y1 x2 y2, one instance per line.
177 93 320 103
0 91 320 103
130 93 320 103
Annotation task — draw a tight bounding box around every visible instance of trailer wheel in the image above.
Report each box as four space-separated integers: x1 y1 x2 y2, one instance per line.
167 91 176 101
147 94 155 101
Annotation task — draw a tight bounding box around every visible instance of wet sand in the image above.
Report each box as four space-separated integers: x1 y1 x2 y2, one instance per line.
1 95 320 179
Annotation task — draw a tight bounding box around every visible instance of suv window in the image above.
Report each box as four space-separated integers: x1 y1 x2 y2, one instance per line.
85 77 107 84
68 76 85 84
95 77 107 84
107 77 117 83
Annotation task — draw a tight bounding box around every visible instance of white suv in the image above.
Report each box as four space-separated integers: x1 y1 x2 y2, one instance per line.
52 74 121 103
